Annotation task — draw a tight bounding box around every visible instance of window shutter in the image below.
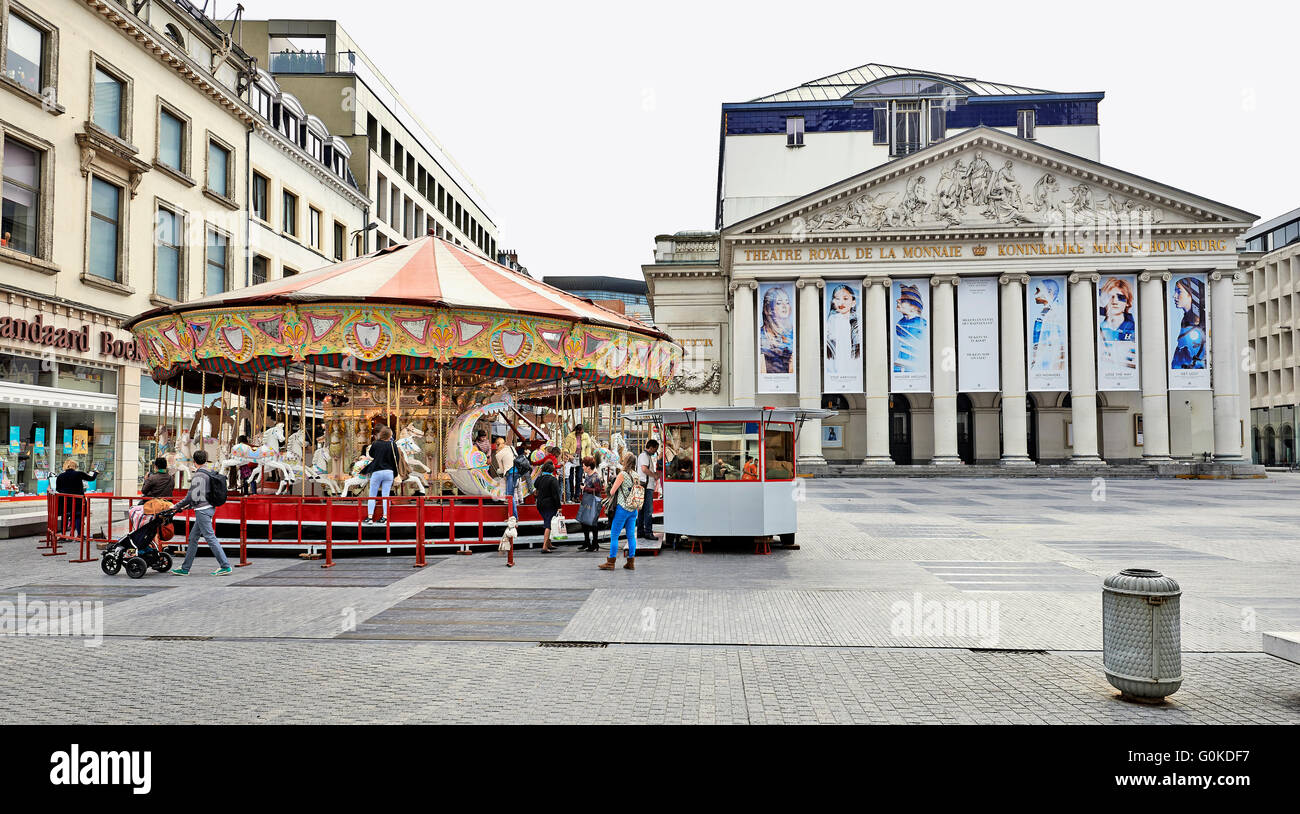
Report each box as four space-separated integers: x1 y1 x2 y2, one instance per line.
929 106 946 144
872 107 888 145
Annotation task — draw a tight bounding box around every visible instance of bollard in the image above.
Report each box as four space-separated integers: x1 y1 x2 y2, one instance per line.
1102 568 1182 703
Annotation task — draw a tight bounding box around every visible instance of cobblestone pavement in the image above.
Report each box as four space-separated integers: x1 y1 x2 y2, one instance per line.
3 476 1298 724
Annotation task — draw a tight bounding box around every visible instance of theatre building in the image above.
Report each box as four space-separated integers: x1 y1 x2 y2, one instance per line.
645 65 1259 471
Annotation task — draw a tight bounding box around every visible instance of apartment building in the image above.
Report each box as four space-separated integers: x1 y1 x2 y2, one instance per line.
1245 208 1300 465
237 19 498 258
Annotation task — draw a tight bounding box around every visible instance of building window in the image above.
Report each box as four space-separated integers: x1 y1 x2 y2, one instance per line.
785 116 804 148
157 104 187 173
405 154 415 185
375 174 387 222
154 206 182 300
282 190 298 237
891 101 923 156
251 172 268 221
309 206 321 249
390 187 400 231
333 221 345 261
251 84 271 120
206 138 231 198
307 132 322 162
92 66 126 140
1 138 42 255
366 114 378 151
4 10 49 96
872 107 888 145
1018 109 1036 140
394 141 404 173
88 176 122 280
282 266 297 277
205 228 227 295
251 254 268 285
381 128 391 164
929 105 946 145
278 111 298 142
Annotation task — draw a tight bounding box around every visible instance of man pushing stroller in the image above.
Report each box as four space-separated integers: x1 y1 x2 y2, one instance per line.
169 450 233 576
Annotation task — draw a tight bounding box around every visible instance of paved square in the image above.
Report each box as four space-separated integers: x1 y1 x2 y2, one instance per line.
2 475 1298 724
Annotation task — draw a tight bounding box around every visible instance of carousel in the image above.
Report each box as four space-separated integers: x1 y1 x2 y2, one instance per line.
123 232 682 551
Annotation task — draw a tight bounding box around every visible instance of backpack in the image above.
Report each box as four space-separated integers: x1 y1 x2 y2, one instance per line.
512 453 532 478
619 476 645 512
205 470 228 507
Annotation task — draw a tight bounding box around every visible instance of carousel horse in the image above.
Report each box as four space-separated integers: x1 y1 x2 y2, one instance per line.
395 423 433 475
222 423 295 490
339 454 427 497
443 391 514 498
280 428 339 496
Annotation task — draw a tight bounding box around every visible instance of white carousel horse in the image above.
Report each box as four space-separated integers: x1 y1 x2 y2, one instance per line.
221 423 296 490
280 428 339 496
340 454 427 497
395 423 432 475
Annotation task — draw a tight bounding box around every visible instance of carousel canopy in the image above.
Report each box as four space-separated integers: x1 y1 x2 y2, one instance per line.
126 233 682 392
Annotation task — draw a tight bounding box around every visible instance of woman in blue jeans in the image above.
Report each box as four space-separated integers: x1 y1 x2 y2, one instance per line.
600 452 639 571
365 426 399 525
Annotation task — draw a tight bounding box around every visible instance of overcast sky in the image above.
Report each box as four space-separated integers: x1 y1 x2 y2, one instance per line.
232 0 1297 279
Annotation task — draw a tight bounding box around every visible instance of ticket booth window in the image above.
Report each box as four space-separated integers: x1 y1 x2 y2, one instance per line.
699 422 759 482
764 423 795 481
664 424 695 481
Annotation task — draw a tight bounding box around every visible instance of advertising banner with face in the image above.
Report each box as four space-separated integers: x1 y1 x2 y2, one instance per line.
890 279 931 393
823 281 863 393
957 277 1000 392
1096 274 1140 390
1167 272 1210 390
757 281 797 393
1026 276 1070 391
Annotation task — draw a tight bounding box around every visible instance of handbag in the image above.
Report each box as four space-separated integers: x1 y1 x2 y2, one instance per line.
578 492 600 526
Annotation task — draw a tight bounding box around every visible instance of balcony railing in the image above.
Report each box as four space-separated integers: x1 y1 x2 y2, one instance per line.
268 50 328 74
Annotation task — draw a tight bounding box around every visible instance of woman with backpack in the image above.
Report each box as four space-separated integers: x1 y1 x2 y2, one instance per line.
599 451 642 571
363 426 399 525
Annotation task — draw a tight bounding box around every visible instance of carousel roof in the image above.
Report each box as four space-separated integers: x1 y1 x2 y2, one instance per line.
124 233 668 340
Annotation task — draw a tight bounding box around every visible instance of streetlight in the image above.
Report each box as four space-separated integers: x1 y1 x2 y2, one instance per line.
350 222 379 255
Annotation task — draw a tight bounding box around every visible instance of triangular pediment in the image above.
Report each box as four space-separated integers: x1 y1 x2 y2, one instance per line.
731 127 1256 239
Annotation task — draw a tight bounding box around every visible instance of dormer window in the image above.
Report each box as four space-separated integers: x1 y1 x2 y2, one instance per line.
785 116 804 148
280 111 298 142
164 24 185 49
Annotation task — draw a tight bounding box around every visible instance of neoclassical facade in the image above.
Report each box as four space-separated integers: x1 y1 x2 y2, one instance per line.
648 127 1258 469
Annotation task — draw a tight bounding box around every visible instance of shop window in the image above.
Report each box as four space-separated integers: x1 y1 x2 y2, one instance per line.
0 352 52 387
698 422 760 482
57 363 116 395
663 424 695 481
764 423 795 481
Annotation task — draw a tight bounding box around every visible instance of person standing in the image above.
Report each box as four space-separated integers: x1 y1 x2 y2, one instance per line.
636 439 659 540
55 458 98 537
577 456 603 551
169 450 232 576
534 461 563 554
363 426 399 525
562 423 593 502
140 457 173 500
493 436 518 518
599 452 640 571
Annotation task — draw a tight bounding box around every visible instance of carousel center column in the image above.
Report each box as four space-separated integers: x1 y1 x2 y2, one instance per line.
796 278 826 465
863 277 893 465
930 275 961 465
1211 270 1244 461
1069 272 1102 463
1138 271 1172 462
731 279 758 407
999 274 1032 465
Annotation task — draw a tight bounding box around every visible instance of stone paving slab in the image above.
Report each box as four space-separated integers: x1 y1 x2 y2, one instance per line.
0 637 1294 725
339 587 592 642
230 558 447 588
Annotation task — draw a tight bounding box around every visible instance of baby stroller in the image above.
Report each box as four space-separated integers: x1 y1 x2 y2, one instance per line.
101 505 177 579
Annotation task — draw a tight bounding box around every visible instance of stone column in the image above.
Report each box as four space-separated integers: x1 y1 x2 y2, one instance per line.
863 277 893 465
731 280 757 407
1234 273 1252 462
1138 272 1172 462
117 366 141 494
796 278 826 465
930 275 961 464
1069 272 1102 463
998 274 1032 465
1211 270 1244 460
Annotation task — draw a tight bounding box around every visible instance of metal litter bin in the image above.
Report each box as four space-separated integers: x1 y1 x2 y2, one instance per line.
1102 568 1182 702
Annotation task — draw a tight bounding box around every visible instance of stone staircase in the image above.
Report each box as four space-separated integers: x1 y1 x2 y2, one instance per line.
804 461 1267 479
